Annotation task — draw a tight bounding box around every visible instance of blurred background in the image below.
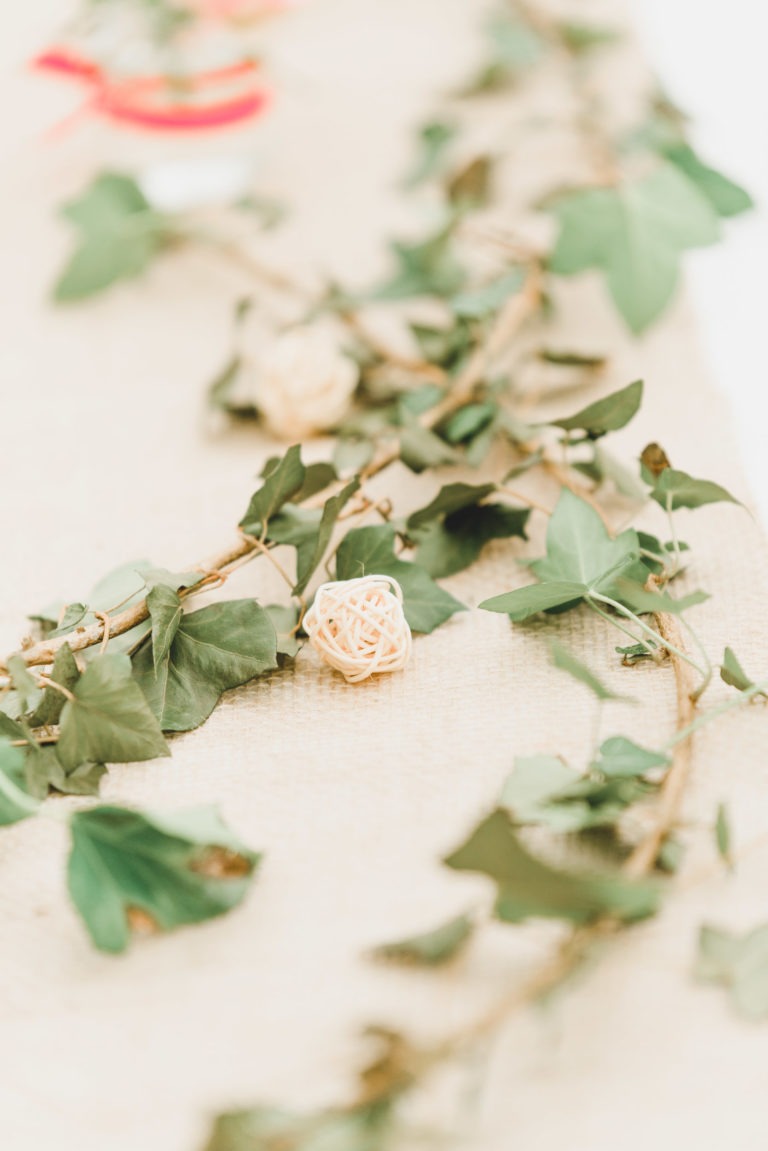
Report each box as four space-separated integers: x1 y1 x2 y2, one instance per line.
634 0 768 522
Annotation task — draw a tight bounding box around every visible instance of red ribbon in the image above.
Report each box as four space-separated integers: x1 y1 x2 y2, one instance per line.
33 48 271 132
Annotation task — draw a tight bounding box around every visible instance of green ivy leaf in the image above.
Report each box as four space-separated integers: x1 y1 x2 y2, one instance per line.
133 600 278 733
57 653 169 771
715 802 733 868
480 490 643 620
548 164 721 333
398 422 458 473
239 446 307 536
406 481 528 578
371 911 475 967
404 120 457 187
558 21 619 52
574 444 648 499
550 640 632 702
481 579 588 621
23 743 106 799
67 805 260 953
607 580 709 617
530 490 642 588
203 1103 390 1151
591 737 669 778
445 808 658 924
0 740 40 826
440 401 497 445
451 269 525 319
7 655 43 714
720 646 757 693
697 923 768 1019
500 755 589 831
55 172 172 302
28 643 81 727
413 504 529 579
460 12 544 95
650 467 741 511
551 379 643 439
265 604 301 661
335 524 465 634
147 585 184 676
268 479 360 596
375 223 467 301
663 143 753 218
501 753 649 833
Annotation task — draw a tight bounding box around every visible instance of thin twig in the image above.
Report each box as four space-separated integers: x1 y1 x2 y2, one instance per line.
434 610 698 1054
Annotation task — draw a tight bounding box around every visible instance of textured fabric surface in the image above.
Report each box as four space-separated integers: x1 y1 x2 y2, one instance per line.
2 2 768 1149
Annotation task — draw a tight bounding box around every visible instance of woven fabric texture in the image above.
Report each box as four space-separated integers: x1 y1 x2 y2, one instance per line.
1 2 767 1149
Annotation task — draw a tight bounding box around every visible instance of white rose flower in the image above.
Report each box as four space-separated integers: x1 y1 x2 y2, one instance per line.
253 324 359 440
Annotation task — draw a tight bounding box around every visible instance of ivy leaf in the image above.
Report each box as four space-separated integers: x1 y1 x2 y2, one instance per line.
268 480 360 596
147 585 184 676
715 802 733 868
663 143 753 218
500 755 589 831
501 754 647 833
551 379 643 439
0 740 39 826
406 482 528 578
398 423 457 473
265 604 301 661
404 120 457 187
55 172 172 302
23 743 106 800
649 467 741 511
445 808 658 924
375 223 466 301
481 579 587 621
440 401 497 445
558 21 619 52
548 164 721 333
133 600 278 733
550 640 632 702
410 321 472 370
335 524 465 634
720 646 758 693
461 12 544 95
574 444 648 500
67 805 260 953
333 437 374 475
530 490 641 588
608 580 709 617
7 655 43 714
293 462 339 504
371 911 475 967
451 269 525 319
57 653 169 771
203 1103 390 1151
28 643 81 727
591 737 669 778
697 923 768 1020
239 446 307 536
480 490 642 620
413 503 529 578
295 479 360 596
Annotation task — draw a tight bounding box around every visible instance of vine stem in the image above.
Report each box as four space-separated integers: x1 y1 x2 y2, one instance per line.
4 269 543 673
432 607 698 1060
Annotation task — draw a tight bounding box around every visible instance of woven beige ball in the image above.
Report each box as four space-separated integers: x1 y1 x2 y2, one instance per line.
303 575 412 683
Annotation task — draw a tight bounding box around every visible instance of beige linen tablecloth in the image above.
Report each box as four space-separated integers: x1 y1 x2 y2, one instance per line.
2 2 768 1149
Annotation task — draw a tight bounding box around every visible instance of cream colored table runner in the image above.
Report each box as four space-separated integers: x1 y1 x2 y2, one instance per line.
1 2 767 1148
